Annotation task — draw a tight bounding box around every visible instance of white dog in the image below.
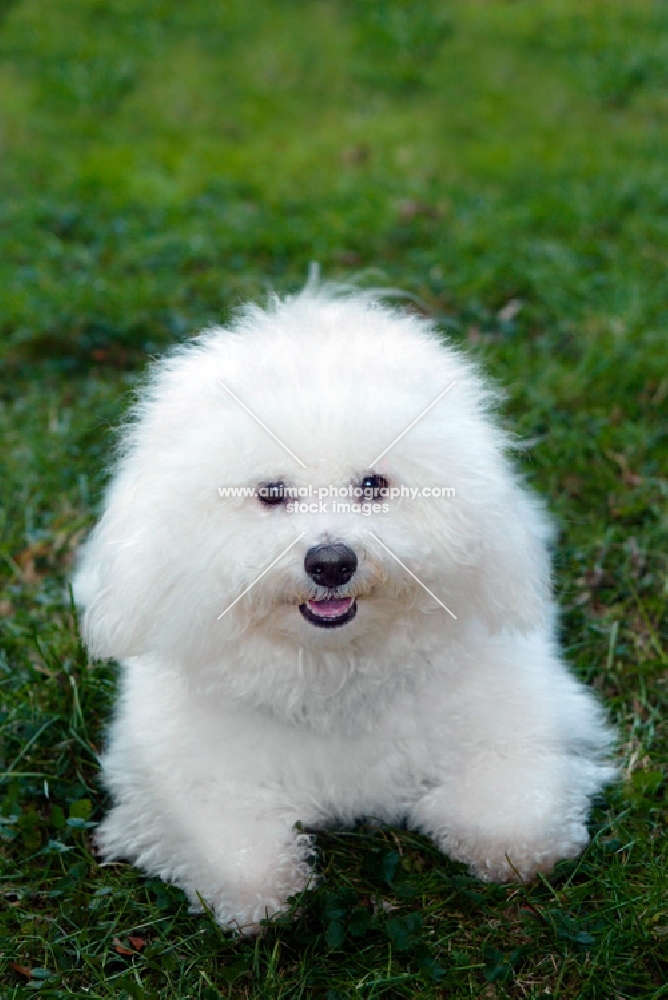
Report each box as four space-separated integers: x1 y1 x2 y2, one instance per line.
75 284 614 934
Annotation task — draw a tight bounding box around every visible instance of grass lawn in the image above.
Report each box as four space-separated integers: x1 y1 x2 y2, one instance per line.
1 0 667 996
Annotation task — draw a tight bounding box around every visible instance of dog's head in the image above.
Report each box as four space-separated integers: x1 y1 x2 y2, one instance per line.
75 288 551 677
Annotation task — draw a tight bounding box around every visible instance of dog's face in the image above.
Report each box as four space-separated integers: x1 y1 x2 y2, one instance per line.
75 291 550 683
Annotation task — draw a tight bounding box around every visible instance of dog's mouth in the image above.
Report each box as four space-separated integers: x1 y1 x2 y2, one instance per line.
299 596 357 629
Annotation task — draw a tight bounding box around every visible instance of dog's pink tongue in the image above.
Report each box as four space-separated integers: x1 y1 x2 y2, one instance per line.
306 597 353 618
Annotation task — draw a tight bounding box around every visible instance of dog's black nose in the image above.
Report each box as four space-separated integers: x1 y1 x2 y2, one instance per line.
304 544 357 588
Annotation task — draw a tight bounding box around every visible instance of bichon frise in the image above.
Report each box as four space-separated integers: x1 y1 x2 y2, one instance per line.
75 283 614 935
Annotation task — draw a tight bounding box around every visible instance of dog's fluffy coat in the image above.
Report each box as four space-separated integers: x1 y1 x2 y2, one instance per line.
75 286 614 934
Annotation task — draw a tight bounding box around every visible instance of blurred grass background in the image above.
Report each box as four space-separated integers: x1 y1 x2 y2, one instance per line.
1 1 667 997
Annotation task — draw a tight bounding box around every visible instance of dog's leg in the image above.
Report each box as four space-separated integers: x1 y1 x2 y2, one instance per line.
408 749 606 881
95 657 324 935
97 786 317 935
180 808 317 935
407 633 614 881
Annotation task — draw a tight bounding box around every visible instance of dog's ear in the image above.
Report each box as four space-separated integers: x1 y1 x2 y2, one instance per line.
471 481 554 634
73 476 163 659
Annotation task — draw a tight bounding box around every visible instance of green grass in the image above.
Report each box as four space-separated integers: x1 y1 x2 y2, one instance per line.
1 0 667 996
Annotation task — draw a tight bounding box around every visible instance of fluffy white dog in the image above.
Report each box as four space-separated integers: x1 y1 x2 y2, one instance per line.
75 284 614 935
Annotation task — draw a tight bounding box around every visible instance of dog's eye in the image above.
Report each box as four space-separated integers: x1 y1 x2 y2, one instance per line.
257 482 287 506
360 474 389 497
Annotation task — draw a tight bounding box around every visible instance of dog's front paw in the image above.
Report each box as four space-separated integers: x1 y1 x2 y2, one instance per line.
410 761 597 883
198 831 318 935
441 821 590 883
